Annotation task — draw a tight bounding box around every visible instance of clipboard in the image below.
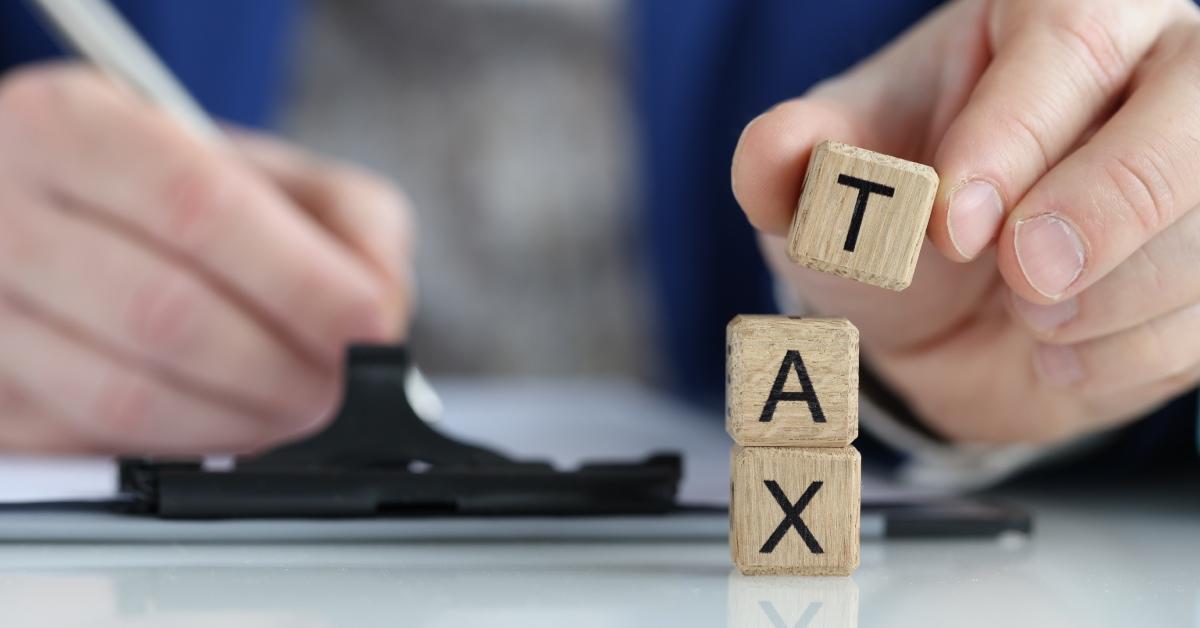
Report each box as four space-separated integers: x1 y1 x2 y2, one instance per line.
119 346 685 519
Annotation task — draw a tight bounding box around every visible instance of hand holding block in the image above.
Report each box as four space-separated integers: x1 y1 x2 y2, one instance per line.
731 446 860 576
788 140 938 291
726 316 858 447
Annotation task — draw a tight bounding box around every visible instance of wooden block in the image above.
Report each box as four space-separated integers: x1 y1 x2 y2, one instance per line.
730 446 860 576
727 571 859 627
787 140 939 291
726 316 858 447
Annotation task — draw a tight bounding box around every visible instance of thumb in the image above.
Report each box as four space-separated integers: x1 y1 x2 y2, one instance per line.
728 1 1002 352
730 0 988 238
730 98 865 236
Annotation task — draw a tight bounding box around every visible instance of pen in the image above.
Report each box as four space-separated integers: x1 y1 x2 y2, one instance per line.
25 1 1030 540
28 0 446 423
29 0 220 141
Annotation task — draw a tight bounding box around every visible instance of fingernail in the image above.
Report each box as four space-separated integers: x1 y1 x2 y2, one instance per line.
947 179 1004 258
1034 344 1085 387
1010 292 1078 333
1015 214 1086 298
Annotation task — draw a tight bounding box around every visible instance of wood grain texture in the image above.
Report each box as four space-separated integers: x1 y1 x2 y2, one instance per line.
787 140 939 291
730 446 860 576
726 316 858 447
726 571 859 627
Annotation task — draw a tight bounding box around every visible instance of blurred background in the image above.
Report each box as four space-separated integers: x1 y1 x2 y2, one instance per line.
237 0 926 411
2 0 932 412
284 0 655 382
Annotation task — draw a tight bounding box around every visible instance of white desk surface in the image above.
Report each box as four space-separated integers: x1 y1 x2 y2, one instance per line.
1 379 1197 627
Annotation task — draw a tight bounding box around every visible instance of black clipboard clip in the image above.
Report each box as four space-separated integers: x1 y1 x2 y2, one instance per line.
118 346 683 519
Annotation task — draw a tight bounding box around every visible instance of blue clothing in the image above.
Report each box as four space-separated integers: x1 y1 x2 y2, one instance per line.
0 0 1194 473
626 1 1197 474
628 0 942 407
0 0 297 128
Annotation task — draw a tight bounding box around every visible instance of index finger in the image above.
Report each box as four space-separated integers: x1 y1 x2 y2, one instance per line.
229 130 413 327
0 66 397 364
931 0 1175 261
996 24 1200 303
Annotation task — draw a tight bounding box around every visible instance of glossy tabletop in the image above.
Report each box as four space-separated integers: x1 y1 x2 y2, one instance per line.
1 379 1197 627
3 485 1199 628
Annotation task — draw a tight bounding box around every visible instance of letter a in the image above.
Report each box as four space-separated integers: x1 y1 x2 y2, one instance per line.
758 350 826 423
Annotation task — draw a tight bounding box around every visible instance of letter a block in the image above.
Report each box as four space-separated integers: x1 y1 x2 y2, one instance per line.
726 316 857 447
731 446 860 576
787 140 939 291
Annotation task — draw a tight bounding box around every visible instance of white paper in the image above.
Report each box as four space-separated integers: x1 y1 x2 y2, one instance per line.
0 456 117 503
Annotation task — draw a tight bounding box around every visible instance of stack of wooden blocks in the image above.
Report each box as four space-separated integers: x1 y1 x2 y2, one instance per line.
728 140 939 576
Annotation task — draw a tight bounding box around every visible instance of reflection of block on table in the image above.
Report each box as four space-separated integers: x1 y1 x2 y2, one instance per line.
787 140 938 291
727 570 859 628
726 316 858 447
731 446 860 576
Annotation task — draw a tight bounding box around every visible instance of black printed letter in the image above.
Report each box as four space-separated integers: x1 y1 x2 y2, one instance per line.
836 174 895 252
759 350 826 423
760 480 824 554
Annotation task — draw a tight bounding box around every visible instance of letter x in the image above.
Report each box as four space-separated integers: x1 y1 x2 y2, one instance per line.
759 480 824 554
837 174 895 252
759 600 823 628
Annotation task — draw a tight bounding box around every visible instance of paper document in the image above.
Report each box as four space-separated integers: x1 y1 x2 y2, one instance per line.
0 456 116 503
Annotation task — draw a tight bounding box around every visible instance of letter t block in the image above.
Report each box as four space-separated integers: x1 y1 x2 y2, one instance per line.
788 140 939 291
726 316 858 447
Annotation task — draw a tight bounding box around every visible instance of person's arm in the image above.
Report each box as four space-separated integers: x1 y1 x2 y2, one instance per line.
733 0 1200 452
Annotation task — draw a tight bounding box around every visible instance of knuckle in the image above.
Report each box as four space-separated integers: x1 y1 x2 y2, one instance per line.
1098 147 1177 235
993 107 1053 172
126 271 202 354
1160 361 1200 393
337 281 392 340
1045 6 1130 93
1157 29 1200 104
284 264 393 348
328 167 411 238
0 68 69 138
159 159 230 251
0 194 42 268
0 64 114 131
1131 247 1170 304
1141 313 1191 377
0 68 58 118
244 351 339 426
93 373 155 436
334 167 403 209
1030 326 1068 344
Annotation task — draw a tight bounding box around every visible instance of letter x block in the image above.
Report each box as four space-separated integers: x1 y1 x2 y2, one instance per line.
731 446 860 576
787 140 939 291
726 316 858 447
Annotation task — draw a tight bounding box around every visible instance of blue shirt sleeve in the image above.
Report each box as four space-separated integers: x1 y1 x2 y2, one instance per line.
0 0 299 128
628 0 941 408
630 0 1200 471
